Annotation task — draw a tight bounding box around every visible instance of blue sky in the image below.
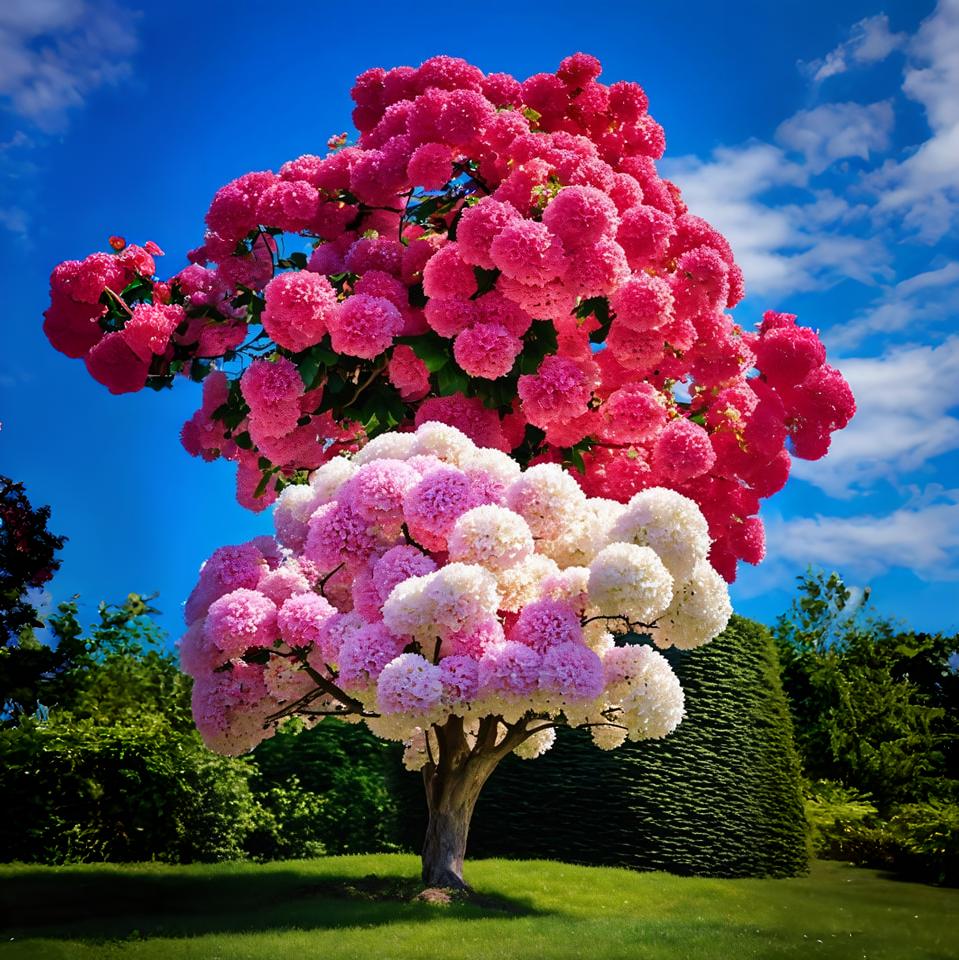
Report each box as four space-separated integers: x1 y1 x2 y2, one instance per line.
1 0 956 642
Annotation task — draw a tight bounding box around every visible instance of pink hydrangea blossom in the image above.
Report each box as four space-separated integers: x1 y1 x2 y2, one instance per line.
489 220 567 285
517 356 593 427
85 332 150 394
478 641 542 697
539 642 604 700
453 323 522 379
277 592 337 649
262 271 338 352
509 598 583 654
204 588 278 659
389 344 431 401
338 622 405 688
328 294 404 359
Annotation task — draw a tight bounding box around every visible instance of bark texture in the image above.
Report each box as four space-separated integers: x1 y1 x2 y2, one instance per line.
419 715 529 889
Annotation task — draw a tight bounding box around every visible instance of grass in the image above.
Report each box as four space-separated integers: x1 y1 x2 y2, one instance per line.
1 856 956 960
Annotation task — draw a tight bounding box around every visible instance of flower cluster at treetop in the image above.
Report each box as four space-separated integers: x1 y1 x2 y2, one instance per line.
179 421 731 759
41 52 854 583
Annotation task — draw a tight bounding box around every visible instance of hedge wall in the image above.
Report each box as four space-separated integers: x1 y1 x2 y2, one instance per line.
395 615 809 878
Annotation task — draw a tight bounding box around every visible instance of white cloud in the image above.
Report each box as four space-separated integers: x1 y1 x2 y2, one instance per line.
0 0 139 130
802 13 907 83
661 143 886 298
790 336 959 496
867 0 959 241
764 489 959 580
826 262 959 350
776 101 894 173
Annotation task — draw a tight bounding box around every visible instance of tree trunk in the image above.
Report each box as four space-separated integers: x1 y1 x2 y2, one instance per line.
419 716 507 889
420 776 478 889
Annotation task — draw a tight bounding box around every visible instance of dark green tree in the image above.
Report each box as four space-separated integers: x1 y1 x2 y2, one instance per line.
0 475 68 717
772 570 958 810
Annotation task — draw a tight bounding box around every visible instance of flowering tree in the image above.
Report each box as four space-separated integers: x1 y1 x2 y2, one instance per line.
42 53 855 887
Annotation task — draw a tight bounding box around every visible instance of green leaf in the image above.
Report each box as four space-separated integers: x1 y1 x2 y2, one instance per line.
565 446 586 474
471 267 500 299
253 471 273 499
398 333 450 373
297 345 331 390
436 363 470 396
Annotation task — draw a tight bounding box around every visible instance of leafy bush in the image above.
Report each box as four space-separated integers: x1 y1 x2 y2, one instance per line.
774 572 958 810
1 594 401 865
806 780 959 885
251 720 400 855
0 716 257 863
244 775 328 861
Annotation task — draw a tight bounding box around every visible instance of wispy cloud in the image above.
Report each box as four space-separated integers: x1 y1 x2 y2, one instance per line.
764 488 959 581
661 143 886 298
826 262 959 350
790 336 959 497
867 0 959 241
0 0 139 131
800 13 906 84
776 101 894 174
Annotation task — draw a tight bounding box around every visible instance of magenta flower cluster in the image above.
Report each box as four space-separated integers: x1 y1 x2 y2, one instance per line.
41 53 855 584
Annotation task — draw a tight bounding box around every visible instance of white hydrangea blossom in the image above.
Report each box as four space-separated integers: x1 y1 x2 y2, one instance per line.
589 497 628 546
513 725 556 759
591 723 628 751
308 456 357 501
411 421 475 464
382 573 438 640
655 560 732 650
588 542 674 623
619 657 685 741
423 562 500 635
365 712 420 742
460 447 522 487
353 432 416 465
584 627 616 657
447 505 534 572
506 462 588 540
402 732 429 770
496 553 560 612
609 487 710 581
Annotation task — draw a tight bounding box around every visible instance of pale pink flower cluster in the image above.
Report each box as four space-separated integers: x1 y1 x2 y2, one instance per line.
179 423 731 757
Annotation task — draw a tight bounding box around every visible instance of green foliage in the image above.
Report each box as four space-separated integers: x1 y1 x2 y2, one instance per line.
0 475 66 648
1 591 404 865
244 775 328 861
805 779 878 840
808 780 959 885
251 719 400 855
2 593 175 724
773 570 959 810
395 616 809 878
0 715 257 864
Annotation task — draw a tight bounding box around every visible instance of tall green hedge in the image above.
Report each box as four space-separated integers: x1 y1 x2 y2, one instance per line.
396 616 809 877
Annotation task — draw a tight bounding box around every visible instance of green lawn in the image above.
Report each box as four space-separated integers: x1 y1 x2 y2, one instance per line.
1 856 956 960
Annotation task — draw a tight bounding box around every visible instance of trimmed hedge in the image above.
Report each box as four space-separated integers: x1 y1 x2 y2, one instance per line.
397 615 809 877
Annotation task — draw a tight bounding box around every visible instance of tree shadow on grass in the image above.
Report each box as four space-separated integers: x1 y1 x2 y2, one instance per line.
0 866 542 943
